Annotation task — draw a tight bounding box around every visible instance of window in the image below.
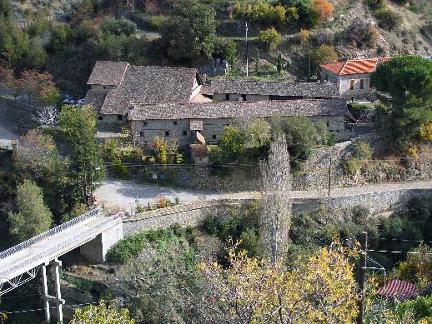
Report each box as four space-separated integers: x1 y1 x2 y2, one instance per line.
139 132 144 137
225 93 230 100
165 131 170 137
143 121 148 126
182 130 187 136
360 79 365 90
212 134 217 139
349 80 355 90
173 121 178 125
98 116 103 121
117 115 123 121
241 94 247 101
325 75 329 82
103 86 107 89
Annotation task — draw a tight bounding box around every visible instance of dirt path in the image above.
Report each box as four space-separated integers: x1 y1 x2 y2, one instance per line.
95 179 432 211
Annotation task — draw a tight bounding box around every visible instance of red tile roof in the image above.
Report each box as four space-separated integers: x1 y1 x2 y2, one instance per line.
321 57 391 76
377 279 418 300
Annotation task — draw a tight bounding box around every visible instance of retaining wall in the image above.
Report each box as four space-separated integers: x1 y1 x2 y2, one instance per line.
122 188 432 236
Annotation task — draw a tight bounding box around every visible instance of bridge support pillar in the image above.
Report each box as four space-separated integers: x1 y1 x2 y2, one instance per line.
42 263 50 323
42 259 65 324
80 218 123 263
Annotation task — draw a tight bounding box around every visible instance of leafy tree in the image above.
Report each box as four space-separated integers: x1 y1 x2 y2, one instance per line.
213 38 237 66
310 44 338 74
311 0 334 23
24 37 48 69
216 125 244 163
59 105 105 206
372 56 432 150
273 116 330 170
398 244 432 287
16 70 60 105
198 242 359 323
153 136 168 164
258 27 282 52
0 20 30 66
47 24 73 53
13 130 59 179
161 0 216 63
100 17 137 37
8 180 53 241
70 300 135 324
233 1 288 26
0 0 11 19
118 233 198 322
243 119 272 150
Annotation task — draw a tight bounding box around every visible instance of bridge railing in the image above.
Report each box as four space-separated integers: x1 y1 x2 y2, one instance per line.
0 208 101 260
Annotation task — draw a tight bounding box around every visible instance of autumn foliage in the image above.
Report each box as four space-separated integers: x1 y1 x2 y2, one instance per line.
312 0 334 23
199 241 359 323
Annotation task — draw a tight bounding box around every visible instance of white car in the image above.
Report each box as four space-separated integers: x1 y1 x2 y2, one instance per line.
77 98 86 105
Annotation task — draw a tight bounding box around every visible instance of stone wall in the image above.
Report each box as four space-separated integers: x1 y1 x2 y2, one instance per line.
122 189 432 236
123 199 243 236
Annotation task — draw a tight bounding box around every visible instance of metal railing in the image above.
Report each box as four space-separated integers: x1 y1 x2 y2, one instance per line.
0 208 101 260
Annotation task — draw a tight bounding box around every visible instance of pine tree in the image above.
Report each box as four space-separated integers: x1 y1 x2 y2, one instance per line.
9 180 53 241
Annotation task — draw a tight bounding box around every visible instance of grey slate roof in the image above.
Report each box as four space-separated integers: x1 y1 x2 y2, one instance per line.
84 89 107 112
128 99 346 121
210 79 339 98
87 61 129 86
99 65 199 115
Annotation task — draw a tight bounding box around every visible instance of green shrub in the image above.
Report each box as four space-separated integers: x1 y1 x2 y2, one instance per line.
258 27 282 52
364 0 385 10
379 216 423 241
396 296 432 321
352 140 373 160
373 8 402 31
202 202 262 257
148 15 167 31
348 102 375 120
106 225 196 263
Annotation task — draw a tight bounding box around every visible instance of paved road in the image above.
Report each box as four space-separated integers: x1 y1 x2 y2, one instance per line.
95 179 432 211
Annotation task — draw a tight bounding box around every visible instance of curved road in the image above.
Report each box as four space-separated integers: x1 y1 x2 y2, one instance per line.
95 179 432 211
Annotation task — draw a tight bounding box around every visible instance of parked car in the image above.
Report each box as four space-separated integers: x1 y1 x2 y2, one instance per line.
77 98 86 105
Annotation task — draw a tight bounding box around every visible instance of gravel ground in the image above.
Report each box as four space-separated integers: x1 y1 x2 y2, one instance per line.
95 178 432 212
94 179 224 211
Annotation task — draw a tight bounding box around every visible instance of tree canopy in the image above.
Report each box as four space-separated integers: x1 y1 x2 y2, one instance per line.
8 179 53 241
161 0 216 63
372 56 432 150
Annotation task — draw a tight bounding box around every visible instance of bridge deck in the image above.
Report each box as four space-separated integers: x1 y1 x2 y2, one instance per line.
0 209 118 284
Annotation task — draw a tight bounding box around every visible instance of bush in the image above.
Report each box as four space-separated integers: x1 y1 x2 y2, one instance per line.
397 296 432 321
373 8 402 31
274 116 332 170
213 37 237 64
345 21 379 48
233 1 287 26
258 27 282 52
202 202 262 257
379 216 423 241
310 44 338 74
148 15 167 31
364 0 385 10
352 140 373 160
106 225 196 263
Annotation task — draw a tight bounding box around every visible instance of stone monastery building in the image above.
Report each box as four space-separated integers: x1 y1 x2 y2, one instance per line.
85 61 350 148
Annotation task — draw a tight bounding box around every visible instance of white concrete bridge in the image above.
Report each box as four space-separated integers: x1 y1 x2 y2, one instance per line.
0 208 123 323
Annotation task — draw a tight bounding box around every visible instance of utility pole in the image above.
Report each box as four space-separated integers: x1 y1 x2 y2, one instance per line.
357 231 368 324
245 21 249 78
327 156 332 198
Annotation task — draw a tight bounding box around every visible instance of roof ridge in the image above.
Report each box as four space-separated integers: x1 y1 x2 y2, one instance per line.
339 60 350 75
